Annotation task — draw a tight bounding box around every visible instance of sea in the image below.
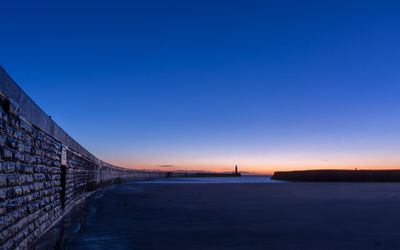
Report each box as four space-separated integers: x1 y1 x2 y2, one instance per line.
133 175 284 183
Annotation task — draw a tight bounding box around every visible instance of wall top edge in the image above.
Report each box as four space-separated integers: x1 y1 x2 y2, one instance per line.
0 65 118 168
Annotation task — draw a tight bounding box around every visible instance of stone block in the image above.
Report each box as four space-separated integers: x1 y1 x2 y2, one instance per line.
13 152 24 162
0 188 6 200
17 217 27 231
1 149 13 160
0 174 6 187
34 139 42 148
17 143 31 154
4 123 14 136
5 136 17 148
25 194 34 203
19 119 34 134
2 238 14 250
19 238 29 249
33 183 43 192
21 134 34 146
0 202 5 216
1 213 15 231
9 116 20 130
27 223 35 233
21 185 31 195
8 99 21 117
33 165 43 173
33 174 46 182
12 187 22 197
13 231 24 246
0 133 6 146
25 175 33 183
53 160 61 168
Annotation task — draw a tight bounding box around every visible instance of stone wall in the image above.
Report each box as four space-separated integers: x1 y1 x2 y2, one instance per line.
0 66 166 249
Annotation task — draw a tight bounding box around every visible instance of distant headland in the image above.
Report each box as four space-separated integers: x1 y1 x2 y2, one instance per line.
272 169 400 182
167 165 241 178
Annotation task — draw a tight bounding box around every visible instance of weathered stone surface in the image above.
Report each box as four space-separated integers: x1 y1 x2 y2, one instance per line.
0 66 167 249
0 188 6 200
1 148 13 160
2 162 16 173
8 99 21 117
0 174 6 187
12 187 22 196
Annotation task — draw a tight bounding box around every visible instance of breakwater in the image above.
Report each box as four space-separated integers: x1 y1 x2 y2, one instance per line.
272 169 400 182
167 172 241 177
0 66 167 249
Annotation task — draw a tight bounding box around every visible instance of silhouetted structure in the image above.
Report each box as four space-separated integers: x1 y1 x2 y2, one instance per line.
272 170 400 182
235 165 238 174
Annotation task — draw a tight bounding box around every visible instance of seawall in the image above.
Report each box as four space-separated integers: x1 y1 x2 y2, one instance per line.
0 66 167 249
272 170 400 182
167 172 241 177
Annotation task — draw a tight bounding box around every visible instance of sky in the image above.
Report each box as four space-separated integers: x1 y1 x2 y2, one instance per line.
1 0 400 174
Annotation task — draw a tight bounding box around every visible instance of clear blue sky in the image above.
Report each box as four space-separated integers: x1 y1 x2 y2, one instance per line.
2 0 400 173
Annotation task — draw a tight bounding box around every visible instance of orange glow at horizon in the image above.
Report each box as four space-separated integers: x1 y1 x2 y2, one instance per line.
102 156 400 175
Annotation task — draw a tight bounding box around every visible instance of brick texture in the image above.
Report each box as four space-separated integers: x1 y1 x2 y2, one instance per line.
0 78 166 249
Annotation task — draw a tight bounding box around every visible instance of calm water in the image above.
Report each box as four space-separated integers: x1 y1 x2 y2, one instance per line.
133 175 284 183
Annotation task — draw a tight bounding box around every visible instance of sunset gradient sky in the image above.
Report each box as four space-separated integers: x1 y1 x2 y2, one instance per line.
2 1 400 174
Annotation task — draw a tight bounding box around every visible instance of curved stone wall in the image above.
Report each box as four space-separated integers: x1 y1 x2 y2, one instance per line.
0 66 166 249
